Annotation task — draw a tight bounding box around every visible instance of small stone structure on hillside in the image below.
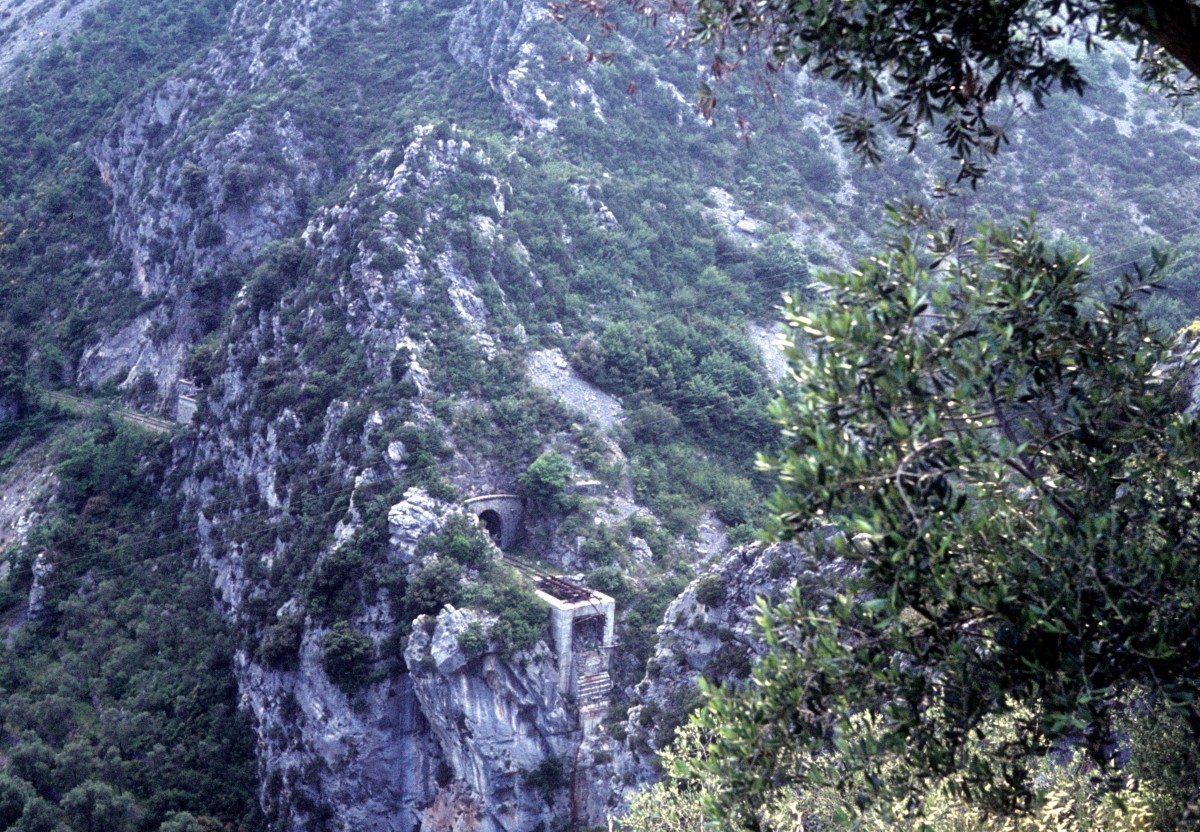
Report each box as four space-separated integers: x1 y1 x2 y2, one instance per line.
175 379 199 424
463 494 524 550
535 576 615 713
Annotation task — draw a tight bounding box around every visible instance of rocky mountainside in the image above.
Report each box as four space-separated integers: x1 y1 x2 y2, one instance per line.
1 0 1200 830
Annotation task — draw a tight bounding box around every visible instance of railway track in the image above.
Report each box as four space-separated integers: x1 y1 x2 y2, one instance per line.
42 390 177 435
501 554 597 603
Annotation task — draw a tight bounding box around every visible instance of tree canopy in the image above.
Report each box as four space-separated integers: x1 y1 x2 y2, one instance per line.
557 0 1200 180
688 210 1200 827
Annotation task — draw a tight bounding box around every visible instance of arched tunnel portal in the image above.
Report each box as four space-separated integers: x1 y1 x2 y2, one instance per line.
462 495 524 551
478 510 503 544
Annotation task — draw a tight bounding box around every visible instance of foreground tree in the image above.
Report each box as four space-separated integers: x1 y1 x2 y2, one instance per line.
690 211 1200 827
558 0 1200 180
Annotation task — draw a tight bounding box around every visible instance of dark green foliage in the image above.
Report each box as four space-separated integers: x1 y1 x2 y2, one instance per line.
524 756 568 805
417 514 493 570
0 776 33 829
651 687 706 751
157 812 208 832
725 523 757 546
62 780 139 832
694 214 1200 826
321 622 375 694
489 585 548 653
586 566 629 602
0 422 261 831
711 641 752 681
307 546 365 620
519 451 574 514
456 565 548 653
401 560 464 622
713 476 760 528
578 522 630 567
693 575 726 608
10 796 61 832
257 615 305 670
577 316 776 464
457 622 489 659
54 421 158 513
248 240 308 313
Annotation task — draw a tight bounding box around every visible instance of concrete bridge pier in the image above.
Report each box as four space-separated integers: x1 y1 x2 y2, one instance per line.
535 589 615 701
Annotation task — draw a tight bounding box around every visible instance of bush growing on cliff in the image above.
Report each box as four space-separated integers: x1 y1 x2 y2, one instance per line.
489 585 547 653
321 622 374 694
307 546 364 620
520 451 574 514
417 514 493 569
457 622 490 659
587 565 629 601
400 559 464 622
524 756 568 805
693 575 726 608
257 615 305 671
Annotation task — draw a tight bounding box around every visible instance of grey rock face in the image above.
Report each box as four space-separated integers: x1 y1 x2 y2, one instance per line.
407 607 580 832
80 0 335 408
610 537 848 797
231 488 464 831
448 0 548 131
26 550 52 620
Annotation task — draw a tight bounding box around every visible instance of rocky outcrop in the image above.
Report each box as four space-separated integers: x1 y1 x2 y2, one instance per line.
233 488 457 831
79 0 337 407
449 0 557 132
610 536 848 795
526 348 624 430
407 607 579 832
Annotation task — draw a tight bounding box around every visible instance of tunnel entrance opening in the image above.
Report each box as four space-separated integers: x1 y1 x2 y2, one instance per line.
478 509 503 545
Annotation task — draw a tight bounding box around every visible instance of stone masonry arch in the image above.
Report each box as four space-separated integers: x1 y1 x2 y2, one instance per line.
462 494 524 550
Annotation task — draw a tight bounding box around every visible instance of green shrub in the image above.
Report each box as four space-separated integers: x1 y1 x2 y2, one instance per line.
457 622 490 659
711 642 753 681
694 575 726 608
419 515 492 569
726 523 757 546
519 451 573 514
578 524 629 566
307 547 363 620
767 555 787 579
401 559 463 622
524 756 567 805
321 622 374 694
714 476 759 527
0 776 32 829
257 615 304 670
490 585 546 652
62 780 139 832
586 566 629 601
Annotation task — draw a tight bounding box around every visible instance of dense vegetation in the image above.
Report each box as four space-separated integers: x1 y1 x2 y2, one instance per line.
0 0 237 378
0 419 261 831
